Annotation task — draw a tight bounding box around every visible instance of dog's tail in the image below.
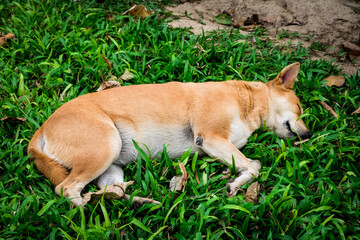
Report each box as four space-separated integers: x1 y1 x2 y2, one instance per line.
28 129 69 186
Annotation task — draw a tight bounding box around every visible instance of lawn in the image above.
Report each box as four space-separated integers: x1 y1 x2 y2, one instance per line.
1 0 360 239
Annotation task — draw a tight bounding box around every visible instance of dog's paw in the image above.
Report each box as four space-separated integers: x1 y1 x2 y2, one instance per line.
71 197 84 207
226 178 239 197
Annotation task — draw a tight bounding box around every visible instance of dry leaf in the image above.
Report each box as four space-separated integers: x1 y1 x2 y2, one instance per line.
97 80 121 91
319 100 338 118
4 33 15 39
106 14 116 21
352 107 360 115
0 37 6 47
82 181 134 205
97 71 131 92
244 181 260 204
124 195 161 208
170 161 189 192
119 69 134 81
323 75 345 87
123 5 152 19
1 117 27 123
0 33 15 47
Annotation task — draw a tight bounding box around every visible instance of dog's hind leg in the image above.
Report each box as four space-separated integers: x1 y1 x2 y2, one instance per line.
197 134 261 197
96 164 124 188
51 122 122 207
54 144 121 206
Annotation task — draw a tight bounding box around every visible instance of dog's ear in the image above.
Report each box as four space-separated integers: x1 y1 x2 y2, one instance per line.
272 62 300 89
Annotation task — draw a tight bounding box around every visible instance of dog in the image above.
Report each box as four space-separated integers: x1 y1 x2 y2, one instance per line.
28 62 312 206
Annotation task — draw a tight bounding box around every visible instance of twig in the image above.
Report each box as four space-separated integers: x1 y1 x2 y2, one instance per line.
294 138 310 146
318 100 338 118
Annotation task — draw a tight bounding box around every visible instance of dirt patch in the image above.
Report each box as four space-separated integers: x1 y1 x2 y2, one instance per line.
166 0 360 76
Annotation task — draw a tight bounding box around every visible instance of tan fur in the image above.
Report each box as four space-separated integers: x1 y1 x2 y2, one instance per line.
28 129 69 185
28 62 312 206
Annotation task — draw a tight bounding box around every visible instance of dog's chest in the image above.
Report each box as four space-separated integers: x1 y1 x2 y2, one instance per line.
229 116 252 149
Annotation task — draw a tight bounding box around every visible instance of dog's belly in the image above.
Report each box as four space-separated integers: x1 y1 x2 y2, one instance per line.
114 124 202 167
229 116 252 149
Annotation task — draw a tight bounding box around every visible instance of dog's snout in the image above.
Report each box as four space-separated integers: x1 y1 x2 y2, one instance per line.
301 131 313 139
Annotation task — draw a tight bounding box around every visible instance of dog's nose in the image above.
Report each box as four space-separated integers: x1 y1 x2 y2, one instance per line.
301 131 313 139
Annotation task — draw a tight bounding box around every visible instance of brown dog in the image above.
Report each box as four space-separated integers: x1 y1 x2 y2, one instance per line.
28 62 312 206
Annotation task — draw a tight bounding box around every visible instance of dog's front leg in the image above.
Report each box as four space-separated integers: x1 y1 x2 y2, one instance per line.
197 134 261 196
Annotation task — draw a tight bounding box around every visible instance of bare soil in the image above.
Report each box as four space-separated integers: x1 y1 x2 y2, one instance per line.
166 0 360 76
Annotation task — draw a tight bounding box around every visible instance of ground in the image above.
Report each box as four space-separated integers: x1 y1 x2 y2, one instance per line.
167 0 360 75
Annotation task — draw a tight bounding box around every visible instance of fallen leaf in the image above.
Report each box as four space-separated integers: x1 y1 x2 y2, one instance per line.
123 5 152 19
119 69 134 81
318 100 338 119
1 117 27 122
213 13 232 26
96 80 121 91
106 14 116 21
352 107 360 115
0 33 15 47
170 161 189 192
124 195 161 208
244 182 260 204
323 75 345 87
0 37 6 47
82 181 134 205
4 33 15 39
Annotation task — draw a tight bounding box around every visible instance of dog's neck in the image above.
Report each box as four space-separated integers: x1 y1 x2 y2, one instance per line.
229 80 270 132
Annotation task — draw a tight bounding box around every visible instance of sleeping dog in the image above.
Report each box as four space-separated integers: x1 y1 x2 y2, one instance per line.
28 62 312 206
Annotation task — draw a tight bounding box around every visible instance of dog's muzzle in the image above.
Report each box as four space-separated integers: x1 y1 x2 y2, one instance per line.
299 131 313 140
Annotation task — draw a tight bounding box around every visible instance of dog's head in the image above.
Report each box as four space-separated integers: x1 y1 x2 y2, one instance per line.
265 63 312 140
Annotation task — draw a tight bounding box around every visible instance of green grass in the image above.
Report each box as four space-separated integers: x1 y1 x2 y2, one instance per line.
1 0 360 239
